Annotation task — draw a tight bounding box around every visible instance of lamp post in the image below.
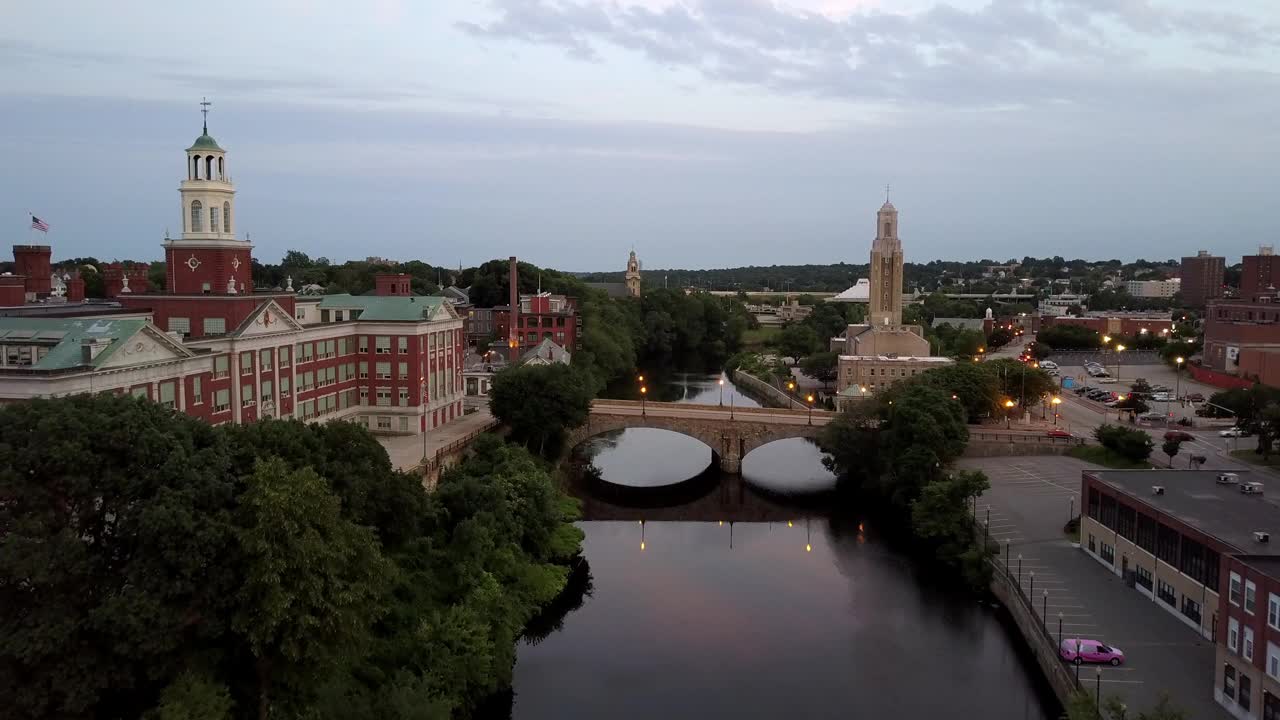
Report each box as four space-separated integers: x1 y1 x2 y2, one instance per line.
1057 611 1063 646
1005 399 1015 429
640 385 647 417
1052 395 1062 425
1005 539 1011 569
806 394 815 425
1095 666 1102 711
1017 554 1023 588
1030 570 1035 599
1042 589 1049 626
420 379 429 463
1075 639 1082 682
719 377 725 406
1175 356 1184 414
1114 343 1126 382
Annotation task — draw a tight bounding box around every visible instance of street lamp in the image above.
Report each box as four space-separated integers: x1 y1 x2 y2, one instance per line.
1114 343 1126 381
1004 399 1016 428
1095 666 1103 711
1057 611 1063 647
806 394 815 425
1030 570 1035 599
1174 356 1185 416
1052 395 1062 425
1042 589 1049 625
640 385 647 416
718 377 725 406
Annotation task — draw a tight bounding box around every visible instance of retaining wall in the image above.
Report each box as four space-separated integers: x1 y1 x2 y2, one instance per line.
731 370 805 409
989 560 1081 707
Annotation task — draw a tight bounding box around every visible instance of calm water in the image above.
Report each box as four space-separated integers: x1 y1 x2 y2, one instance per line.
496 373 1057 719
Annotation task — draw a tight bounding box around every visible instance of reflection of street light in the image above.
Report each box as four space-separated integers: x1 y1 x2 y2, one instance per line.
806 394 815 425
639 519 646 551
1052 395 1062 425
806 517 812 552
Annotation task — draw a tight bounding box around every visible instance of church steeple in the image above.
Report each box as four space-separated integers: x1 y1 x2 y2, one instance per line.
624 249 642 298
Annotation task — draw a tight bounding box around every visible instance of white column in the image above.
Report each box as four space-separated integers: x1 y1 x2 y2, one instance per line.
178 373 187 413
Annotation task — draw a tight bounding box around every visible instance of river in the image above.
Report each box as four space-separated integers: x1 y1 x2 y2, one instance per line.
493 373 1058 719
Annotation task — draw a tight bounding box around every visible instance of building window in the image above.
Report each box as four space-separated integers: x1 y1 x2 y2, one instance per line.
399 416 409 433
398 336 408 353
398 362 408 380
1241 675 1253 712
260 348 273 371
1135 565 1153 591
1270 594 1280 631
399 388 409 406
359 387 368 405
261 380 274 403
192 376 202 404
158 382 176 409
191 200 203 232
359 362 369 379
376 362 391 380
1231 573 1243 606
1269 643 1280 681
1225 664 1236 701
1156 579 1176 607
214 355 229 378
169 317 190 335
1266 691 1280 720
240 353 253 375
280 346 290 367
214 389 230 413
210 206 219 233
1100 543 1115 565
241 384 255 407
376 336 391 354
1087 533 1095 553
280 376 290 397
1181 596 1201 626
1246 627 1256 661
1230 617 1240 652
203 318 225 335
1247 580 1258 614
338 338 348 356
359 336 368 353
377 416 392 430
376 387 391 407
296 307 306 321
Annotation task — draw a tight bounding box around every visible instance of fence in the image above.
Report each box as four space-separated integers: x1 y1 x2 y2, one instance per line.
1045 350 1164 367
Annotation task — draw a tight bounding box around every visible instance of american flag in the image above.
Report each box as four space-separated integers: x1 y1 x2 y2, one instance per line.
30 215 49 233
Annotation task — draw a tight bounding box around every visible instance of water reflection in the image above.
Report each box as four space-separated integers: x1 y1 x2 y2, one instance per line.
502 518 1057 720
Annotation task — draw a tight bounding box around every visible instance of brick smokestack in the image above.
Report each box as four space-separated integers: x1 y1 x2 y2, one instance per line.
508 256 519 363
13 245 52 295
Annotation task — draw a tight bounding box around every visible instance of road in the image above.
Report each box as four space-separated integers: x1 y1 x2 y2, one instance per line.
590 399 835 427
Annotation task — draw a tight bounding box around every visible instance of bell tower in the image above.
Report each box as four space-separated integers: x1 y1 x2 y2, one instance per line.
624 249 642 298
868 193 904 326
163 98 254 295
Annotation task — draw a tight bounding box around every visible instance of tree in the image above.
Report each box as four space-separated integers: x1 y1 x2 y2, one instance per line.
778 324 821 360
1038 324 1104 350
0 395 240 720
232 458 393 720
1162 439 1182 466
800 351 839 388
145 672 234 720
911 469 994 585
1094 424 1154 462
987 357 1057 408
489 364 595 456
986 327 1014 349
912 361 1001 422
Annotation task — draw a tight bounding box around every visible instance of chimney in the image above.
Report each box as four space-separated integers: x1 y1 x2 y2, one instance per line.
13 245 52 296
66 274 85 302
0 274 27 306
374 273 412 296
81 337 112 363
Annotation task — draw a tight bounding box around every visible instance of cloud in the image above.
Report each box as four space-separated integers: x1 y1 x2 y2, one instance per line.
459 0 1280 110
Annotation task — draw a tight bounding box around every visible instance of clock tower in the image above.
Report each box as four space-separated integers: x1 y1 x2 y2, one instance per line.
164 99 253 295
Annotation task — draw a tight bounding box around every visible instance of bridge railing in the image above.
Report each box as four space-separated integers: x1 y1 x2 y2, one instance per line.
590 399 834 419
969 430 1085 446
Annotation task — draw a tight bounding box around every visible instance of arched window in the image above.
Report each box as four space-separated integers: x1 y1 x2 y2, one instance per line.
217 157 224 180
210 206 219 233
191 155 198 180
883 221 891 237
223 202 231 234
205 156 213 180
191 200 203 232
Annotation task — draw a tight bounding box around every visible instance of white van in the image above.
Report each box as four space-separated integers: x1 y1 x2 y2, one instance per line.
1039 361 1058 370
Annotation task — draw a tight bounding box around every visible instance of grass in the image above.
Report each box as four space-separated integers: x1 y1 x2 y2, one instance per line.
1230 448 1280 468
1067 445 1153 470
742 326 781 349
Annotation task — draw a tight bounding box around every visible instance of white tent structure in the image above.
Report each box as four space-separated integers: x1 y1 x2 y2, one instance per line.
828 278 870 303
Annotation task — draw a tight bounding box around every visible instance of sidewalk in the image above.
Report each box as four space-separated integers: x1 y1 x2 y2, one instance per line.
378 408 496 471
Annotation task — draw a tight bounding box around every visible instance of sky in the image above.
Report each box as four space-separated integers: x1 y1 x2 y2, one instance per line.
1 0 1278 272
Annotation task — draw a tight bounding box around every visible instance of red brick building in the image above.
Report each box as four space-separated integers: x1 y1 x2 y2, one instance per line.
492 292 580 350
1203 299 1280 388
1181 251 1226 307
1243 248 1280 303
0 113 465 437
1039 313 1177 338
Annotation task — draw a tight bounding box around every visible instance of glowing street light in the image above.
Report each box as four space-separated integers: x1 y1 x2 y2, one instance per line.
640 385 648 416
1004 398 1015 428
806 394 815 425
1051 395 1062 425
718 377 725 406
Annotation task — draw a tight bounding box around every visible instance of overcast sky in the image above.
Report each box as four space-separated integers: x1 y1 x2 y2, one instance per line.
2 0 1278 271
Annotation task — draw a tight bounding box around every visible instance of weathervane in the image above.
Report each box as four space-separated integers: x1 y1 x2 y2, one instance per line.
200 97 212 134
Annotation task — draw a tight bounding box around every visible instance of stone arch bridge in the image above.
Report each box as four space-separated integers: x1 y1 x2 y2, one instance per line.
567 400 833 474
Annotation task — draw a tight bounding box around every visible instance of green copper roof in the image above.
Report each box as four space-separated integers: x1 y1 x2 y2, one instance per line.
188 127 223 152
318 294 448 322
0 317 152 371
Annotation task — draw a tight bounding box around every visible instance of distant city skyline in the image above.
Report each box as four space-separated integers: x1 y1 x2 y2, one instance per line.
2 1 1278 270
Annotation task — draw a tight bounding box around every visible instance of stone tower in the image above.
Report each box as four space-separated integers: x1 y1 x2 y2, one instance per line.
624 249 642 298
868 199 903 326
163 99 253 295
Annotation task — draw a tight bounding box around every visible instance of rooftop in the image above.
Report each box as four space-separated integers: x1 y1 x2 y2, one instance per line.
0 317 157 371
1236 555 1280 582
317 293 449 322
838 354 953 363
1088 469 1280 553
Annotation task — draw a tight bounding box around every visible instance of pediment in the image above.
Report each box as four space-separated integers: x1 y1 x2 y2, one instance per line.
234 300 305 337
97 325 195 369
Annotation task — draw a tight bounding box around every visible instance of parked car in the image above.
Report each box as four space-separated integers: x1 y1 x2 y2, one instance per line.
1186 393 1205 403
1039 361 1058 370
1046 429 1073 439
1151 393 1172 402
1152 385 1171 393
1097 377 1117 384
1138 411 1166 422
1164 430 1195 442
1220 427 1252 438
1060 639 1125 666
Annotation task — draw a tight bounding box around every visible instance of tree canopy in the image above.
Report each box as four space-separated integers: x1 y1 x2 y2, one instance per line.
488 363 596 457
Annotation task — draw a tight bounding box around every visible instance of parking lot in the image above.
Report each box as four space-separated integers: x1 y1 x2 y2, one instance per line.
958 454 1230 718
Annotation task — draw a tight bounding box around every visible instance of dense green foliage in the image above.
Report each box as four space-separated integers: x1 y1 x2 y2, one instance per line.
1066 691 1187 720
488 364 596 457
1093 423 1154 462
800 352 839 388
1038 324 1104 350
778 324 821 359
636 289 748 371
819 375 994 586
0 396 582 720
